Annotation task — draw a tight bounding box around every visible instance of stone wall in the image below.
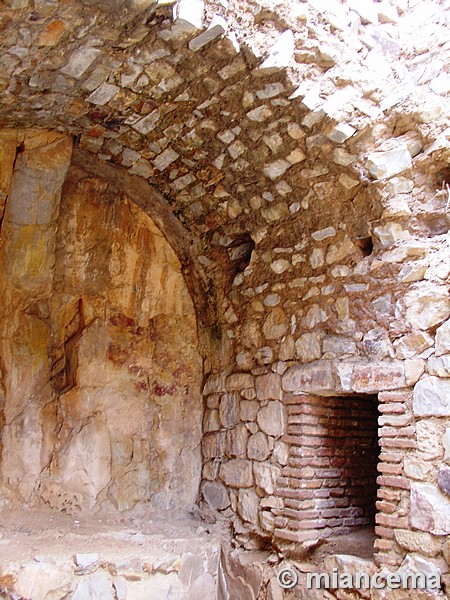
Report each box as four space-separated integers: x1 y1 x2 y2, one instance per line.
0 0 449 596
0 129 203 513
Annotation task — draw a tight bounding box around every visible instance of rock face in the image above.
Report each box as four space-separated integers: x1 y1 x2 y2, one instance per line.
0 130 203 512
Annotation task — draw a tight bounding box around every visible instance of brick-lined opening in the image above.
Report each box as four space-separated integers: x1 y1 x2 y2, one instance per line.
275 393 379 552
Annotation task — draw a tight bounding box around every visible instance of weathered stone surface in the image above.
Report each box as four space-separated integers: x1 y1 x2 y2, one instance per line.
72 572 116 600
262 308 288 339
282 361 336 395
416 420 444 459
295 332 322 363
435 320 450 356
237 488 260 524
394 530 441 557
220 393 240 428
253 462 281 495
247 432 271 461
410 483 450 535
202 481 230 510
414 377 450 416
219 459 253 488
428 356 450 377
351 362 406 393
405 285 450 330
226 373 254 391
257 401 286 437
438 467 450 497
367 145 412 179
255 373 282 400
404 457 434 481
15 561 73 600
444 429 450 464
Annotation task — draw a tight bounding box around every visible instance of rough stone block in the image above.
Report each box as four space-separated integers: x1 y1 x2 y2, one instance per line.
325 123 356 143
219 393 240 428
61 47 101 79
413 377 450 417
351 362 406 393
219 459 253 488
247 432 271 461
189 15 227 51
255 373 282 401
394 530 441 557
226 373 254 391
282 361 337 395
257 401 286 437
435 320 450 356
201 480 230 510
438 467 450 497
367 146 412 179
410 483 450 535
404 284 450 330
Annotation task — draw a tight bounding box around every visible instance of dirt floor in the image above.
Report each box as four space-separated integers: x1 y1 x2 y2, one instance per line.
0 506 227 565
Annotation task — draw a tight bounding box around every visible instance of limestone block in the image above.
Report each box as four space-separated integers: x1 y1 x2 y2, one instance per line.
203 373 226 395
394 332 433 359
435 320 450 356
394 530 441 557
237 488 260 524
256 30 295 74
404 456 434 481
61 47 101 79
414 377 450 417
312 227 336 241
247 105 272 122
273 441 289 466
325 123 356 143
295 332 322 363
219 459 253 488
255 373 282 400
257 401 286 438
438 467 450 497
219 393 240 428
325 236 356 264
416 420 445 459
263 159 291 180
410 483 450 535
125 573 184 600
201 481 230 510
367 146 412 179
189 15 226 51
87 83 119 105
15 561 73 600
226 373 254 391
351 362 405 393
373 222 409 245
405 285 450 330
282 361 336 395
253 462 281 495
262 308 288 339
240 400 259 422
185 574 216 600
247 432 271 461
72 572 116 600
226 424 249 458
